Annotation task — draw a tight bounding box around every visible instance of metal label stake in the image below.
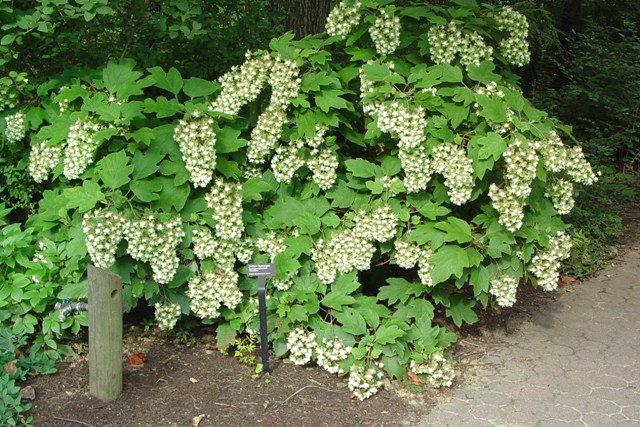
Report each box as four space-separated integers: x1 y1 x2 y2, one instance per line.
247 263 275 374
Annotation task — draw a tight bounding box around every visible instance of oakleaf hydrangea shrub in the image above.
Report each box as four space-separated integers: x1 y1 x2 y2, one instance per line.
14 0 598 400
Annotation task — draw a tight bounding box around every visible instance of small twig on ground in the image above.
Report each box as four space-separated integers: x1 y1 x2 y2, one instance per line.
460 339 481 347
52 416 95 427
191 395 201 410
213 402 234 407
280 385 337 404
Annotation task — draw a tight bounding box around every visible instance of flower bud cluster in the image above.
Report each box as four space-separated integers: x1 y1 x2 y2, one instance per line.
326 1 362 38
187 268 242 319
431 143 474 205
82 209 126 269
546 179 574 215
495 7 530 66
29 141 63 183
4 111 25 143
205 179 244 241
286 327 316 365
123 215 185 284
528 231 572 291
369 10 401 56
428 22 463 65
417 248 434 287
348 362 384 400
312 228 375 284
174 113 216 187
399 146 433 193
375 101 427 150
410 351 456 388
316 337 352 375
393 237 422 269
209 52 271 116
353 205 398 242
154 302 181 330
0 85 18 112
489 276 518 307
255 232 286 261
63 119 103 180
489 139 539 231
247 56 300 164
307 148 339 190
271 140 305 183
459 32 494 68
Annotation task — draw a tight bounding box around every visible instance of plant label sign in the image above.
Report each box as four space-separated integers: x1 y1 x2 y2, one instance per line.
247 263 274 373
247 263 275 277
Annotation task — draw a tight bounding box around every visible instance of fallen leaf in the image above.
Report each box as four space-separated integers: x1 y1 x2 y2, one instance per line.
558 275 577 286
189 377 199 383
406 369 427 387
192 414 206 426
126 352 146 365
3 360 17 376
20 385 36 401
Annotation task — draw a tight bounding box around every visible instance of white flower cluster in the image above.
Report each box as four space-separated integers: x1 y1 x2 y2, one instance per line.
410 351 456 388
348 362 384 401
286 327 316 365
174 113 216 187
32 240 48 264
369 10 401 56
191 228 241 269
417 248 434 287
316 337 352 375
247 56 300 164
0 86 18 112
326 0 362 38
271 140 305 184
529 231 572 291
353 205 398 242
29 141 63 183
428 22 463 65
399 146 433 193
63 119 102 180
4 111 25 143
375 101 427 150
82 209 126 269
307 148 339 190
564 146 599 185
209 52 271 116
393 238 422 269
474 81 504 97
123 215 185 284
538 131 566 173
431 143 474 205
234 238 254 264
459 32 494 68
205 179 244 241
256 232 286 261
546 179 574 215
187 268 242 319
154 302 181 330
304 125 329 149
495 7 530 66
312 228 375 284
272 273 295 291
489 139 539 231
489 276 518 307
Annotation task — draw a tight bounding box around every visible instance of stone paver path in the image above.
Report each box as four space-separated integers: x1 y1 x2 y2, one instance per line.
419 241 640 427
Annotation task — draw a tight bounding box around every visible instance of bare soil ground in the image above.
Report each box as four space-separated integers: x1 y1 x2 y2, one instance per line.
23 284 557 427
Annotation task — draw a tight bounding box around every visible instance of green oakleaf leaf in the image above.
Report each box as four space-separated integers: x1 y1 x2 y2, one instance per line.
344 158 381 178
96 151 133 189
429 244 468 285
446 296 478 327
375 324 405 344
64 181 106 213
436 217 472 244
183 77 218 98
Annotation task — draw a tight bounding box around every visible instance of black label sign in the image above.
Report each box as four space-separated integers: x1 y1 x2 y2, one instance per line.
247 263 275 277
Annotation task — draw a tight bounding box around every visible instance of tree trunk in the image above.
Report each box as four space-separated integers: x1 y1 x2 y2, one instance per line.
271 0 332 39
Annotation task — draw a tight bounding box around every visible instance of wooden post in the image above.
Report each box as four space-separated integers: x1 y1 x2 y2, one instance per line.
88 265 123 402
